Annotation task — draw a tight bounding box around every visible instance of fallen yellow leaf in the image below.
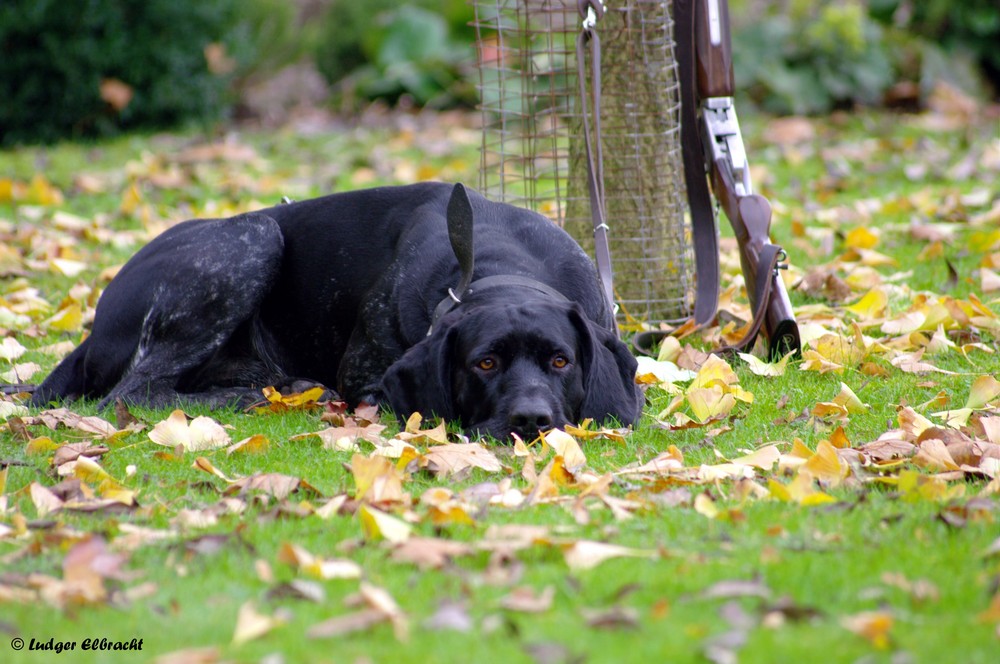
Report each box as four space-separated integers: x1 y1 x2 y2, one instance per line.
845 226 880 250
45 303 82 333
801 440 849 487
738 350 794 377
232 601 285 645
833 382 869 414
541 429 587 469
350 453 405 504
845 288 888 320
966 375 1000 410
842 611 893 649
688 386 736 423
358 504 412 543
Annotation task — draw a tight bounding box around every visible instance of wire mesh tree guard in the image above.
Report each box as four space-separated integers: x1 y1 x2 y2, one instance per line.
472 0 696 325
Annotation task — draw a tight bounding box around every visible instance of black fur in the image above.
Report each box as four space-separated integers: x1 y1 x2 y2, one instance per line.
33 183 643 439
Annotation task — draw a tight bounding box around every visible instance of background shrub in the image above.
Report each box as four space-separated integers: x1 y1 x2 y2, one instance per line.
870 0 1000 91
0 0 248 146
314 0 476 109
2 0 996 146
730 0 997 115
732 1 894 114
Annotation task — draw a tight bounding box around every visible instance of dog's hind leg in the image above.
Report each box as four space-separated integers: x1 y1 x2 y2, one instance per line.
88 212 286 410
30 337 97 405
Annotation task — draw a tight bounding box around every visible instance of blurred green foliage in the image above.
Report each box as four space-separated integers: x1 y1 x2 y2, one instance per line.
3 0 996 146
731 0 997 115
230 0 318 79
315 0 476 108
0 0 256 146
870 0 1000 87
732 1 894 114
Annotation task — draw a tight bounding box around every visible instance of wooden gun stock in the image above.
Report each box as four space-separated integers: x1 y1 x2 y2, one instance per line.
694 0 800 357
710 157 800 356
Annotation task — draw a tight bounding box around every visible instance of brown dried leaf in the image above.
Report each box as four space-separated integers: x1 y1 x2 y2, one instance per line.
29 408 118 438
581 605 641 630
975 416 1000 444
421 442 503 477
481 524 552 552
389 536 474 569
294 423 389 451
225 473 321 500
913 439 961 472
307 608 387 639
351 453 406 503
946 441 1000 468
62 535 129 605
898 406 936 441
891 350 956 375
265 579 326 603
30 482 64 517
354 402 380 423
99 78 133 111
499 585 555 613
192 456 233 482
424 599 474 632
52 442 110 467
358 582 409 640
114 399 142 430
881 572 940 604
616 446 685 475
397 418 451 445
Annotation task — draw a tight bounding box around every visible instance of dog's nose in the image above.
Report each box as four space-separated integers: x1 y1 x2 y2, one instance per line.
509 401 554 435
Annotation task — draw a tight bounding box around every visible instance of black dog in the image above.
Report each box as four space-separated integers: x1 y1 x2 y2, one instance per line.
32 182 643 440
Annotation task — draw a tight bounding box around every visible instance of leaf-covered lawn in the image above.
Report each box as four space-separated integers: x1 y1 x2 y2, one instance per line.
1 101 999 663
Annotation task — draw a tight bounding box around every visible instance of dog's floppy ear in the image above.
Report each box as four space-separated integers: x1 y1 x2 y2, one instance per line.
380 323 457 424
568 306 643 426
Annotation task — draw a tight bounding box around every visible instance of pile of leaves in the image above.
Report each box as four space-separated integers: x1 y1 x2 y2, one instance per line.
1 99 999 661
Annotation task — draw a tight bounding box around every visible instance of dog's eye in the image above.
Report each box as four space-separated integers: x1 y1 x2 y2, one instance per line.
551 355 570 369
477 357 497 371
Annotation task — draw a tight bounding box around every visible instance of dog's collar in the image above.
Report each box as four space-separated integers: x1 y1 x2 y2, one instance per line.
428 275 569 335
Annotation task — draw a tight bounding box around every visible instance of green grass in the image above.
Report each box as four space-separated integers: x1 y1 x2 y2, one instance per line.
1 109 999 663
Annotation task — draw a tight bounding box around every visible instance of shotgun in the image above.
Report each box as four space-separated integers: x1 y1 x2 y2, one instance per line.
690 0 800 357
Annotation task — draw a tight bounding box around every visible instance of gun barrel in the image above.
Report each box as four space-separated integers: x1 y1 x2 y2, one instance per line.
695 0 735 98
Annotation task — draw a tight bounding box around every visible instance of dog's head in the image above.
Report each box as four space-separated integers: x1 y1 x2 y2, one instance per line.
381 299 642 440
